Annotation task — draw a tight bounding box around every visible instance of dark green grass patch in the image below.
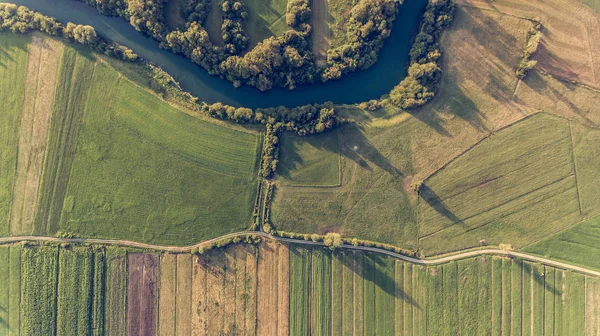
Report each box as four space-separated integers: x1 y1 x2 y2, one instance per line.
290 246 310 336
524 215 600 271
277 132 340 187
58 61 260 245
21 245 59 336
0 33 29 236
420 114 582 255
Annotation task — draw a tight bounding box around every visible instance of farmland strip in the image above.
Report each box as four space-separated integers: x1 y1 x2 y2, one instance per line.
501 258 511 336
176 254 192 336
492 257 503 336
105 247 127 336
257 242 278 335
363 254 376 336
353 252 364 336
331 250 343 336
342 252 354 336
20 245 59 336
223 249 237 335
277 244 290 336
511 259 523 336
544 267 555 336
427 265 444 335
191 254 207 336
311 248 332 336
442 262 459 336
245 246 258 336
394 261 404 336
532 263 545 335
158 254 176 336
585 277 600 336
9 246 21 336
403 263 413 336
477 257 492 336
375 255 395 335
289 246 310 336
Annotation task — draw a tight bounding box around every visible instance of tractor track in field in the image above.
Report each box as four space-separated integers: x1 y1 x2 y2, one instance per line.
1 233 599 277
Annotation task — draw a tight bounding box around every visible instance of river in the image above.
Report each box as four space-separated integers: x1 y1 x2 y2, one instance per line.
9 0 427 108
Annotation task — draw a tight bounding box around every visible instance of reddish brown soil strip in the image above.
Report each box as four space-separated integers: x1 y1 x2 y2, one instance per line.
191 255 207 336
245 246 258 336
128 253 159 336
277 244 290 336
158 254 176 335
10 35 62 235
222 249 237 334
176 254 192 336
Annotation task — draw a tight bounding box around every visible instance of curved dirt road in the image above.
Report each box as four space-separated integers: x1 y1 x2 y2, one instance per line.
1 232 598 277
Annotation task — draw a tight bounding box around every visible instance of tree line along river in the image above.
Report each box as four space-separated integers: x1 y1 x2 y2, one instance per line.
9 0 427 108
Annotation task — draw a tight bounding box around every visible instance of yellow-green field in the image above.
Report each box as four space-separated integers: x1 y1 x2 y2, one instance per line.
245 0 290 46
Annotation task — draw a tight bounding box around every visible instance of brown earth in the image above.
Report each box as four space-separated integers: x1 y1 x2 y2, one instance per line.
128 253 159 336
458 0 600 89
9 35 62 235
277 244 290 336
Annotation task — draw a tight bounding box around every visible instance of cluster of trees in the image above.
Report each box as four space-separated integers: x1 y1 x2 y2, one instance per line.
192 234 263 254
0 4 138 61
76 0 413 91
221 0 249 54
322 0 398 81
184 0 211 26
516 19 542 79
389 0 455 109
286 0 311 31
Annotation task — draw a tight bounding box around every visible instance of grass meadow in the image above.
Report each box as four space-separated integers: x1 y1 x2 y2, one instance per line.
0 34 262 245
419 114 583 254
0 33 29 237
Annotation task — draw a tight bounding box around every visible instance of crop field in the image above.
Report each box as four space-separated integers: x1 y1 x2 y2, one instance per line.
418 114 583 255
0 33 262 245
288 246 600 335
1 242 600 334
0 33 29 237
245 0 290 46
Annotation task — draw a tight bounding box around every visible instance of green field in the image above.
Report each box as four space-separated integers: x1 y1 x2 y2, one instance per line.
2 242 600 334
0 34 29 236
524 215 600 270
419 114 583 254
277 131 341 186
272 117 419 248
0 34 263 245
245 0 290 45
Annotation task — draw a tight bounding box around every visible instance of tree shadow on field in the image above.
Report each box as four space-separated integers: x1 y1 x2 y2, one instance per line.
419 185 461 224
519 259 562 297
278 124 405 180
336 250 422 310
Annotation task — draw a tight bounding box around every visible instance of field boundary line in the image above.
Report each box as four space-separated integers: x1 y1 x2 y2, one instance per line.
2 233 600 278
568 121 584 215
422 111 546 184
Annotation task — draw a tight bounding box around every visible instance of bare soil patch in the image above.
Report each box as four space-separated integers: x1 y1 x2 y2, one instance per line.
458 0 600 89
10 35 62 235
127 253 159 336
